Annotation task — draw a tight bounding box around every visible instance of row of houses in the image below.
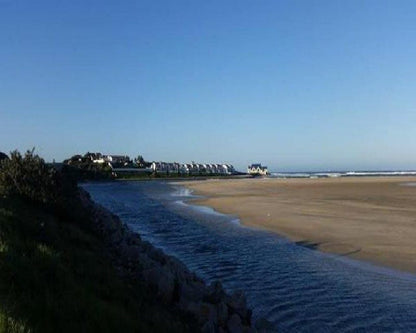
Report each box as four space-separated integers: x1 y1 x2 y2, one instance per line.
82 153 237 175
67 152 271 177
149 162 236 175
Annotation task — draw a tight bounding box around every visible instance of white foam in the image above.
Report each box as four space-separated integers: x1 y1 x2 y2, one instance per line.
170 185 242 224
345 171 416 176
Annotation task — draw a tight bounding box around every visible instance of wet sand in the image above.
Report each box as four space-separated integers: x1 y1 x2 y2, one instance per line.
181 177 416 273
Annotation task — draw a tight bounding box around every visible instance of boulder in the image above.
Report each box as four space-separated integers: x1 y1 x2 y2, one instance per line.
180 300 200 316
142 267 175 303
139 240 153 253
137 253 154 270
119 241 140 262
198 302 218 325
227 313 243 333
204 280 226 304
201 319 216 333
142 267 160 285
227 290 246 311
157 270 175 303
179 281 206 304
217 301 229 326
168 256 192 281
254 318 275 332
227 290 250 324
242 326 258 333
125 232 141 245
146 247 167 265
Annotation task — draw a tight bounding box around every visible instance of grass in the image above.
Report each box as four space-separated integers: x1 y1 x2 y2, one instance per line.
0 198 195 333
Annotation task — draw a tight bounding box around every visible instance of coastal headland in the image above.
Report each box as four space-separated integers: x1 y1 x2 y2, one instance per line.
181 176 416 273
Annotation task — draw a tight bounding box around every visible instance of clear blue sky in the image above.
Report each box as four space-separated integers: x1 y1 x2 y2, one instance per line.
1 0 416 171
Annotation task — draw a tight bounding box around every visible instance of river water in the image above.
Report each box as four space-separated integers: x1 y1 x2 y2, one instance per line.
83 181 416 332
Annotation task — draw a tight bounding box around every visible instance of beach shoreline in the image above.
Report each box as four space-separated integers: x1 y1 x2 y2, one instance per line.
180 176 416 274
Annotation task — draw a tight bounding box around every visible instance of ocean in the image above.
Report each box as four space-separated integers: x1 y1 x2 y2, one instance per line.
270 170 416 178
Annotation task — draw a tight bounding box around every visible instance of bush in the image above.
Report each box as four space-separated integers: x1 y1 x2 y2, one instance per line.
62 153 113 181
0 152 8 161
0 149 77 208
61 163 113 181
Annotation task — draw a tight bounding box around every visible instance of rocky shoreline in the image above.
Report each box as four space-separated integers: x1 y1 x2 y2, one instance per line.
79 189 274 332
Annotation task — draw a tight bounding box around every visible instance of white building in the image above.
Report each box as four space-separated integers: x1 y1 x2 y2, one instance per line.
150 161 237 175
85 152 105 164
104 155 130 166
247 163 268 176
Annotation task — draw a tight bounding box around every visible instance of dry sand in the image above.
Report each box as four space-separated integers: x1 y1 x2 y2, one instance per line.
181 177 416 273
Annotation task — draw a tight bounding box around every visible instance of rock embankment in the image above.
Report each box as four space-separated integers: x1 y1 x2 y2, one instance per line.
79 189 273 332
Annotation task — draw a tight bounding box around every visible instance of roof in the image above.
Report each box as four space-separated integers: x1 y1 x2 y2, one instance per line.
107 155 128 159
249 164 268 169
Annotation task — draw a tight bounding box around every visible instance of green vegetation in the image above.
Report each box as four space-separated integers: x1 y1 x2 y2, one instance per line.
62 163 113 181
0 150 77 210
133 155 146 168
0 150 194 332
62 153 113 181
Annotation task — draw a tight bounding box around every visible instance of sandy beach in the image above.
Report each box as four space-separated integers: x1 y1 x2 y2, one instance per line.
181 177 416 273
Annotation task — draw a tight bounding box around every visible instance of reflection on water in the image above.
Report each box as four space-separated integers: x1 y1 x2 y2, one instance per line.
83 181 416 332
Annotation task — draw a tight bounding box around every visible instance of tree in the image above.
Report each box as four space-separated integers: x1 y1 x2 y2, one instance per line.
134 155 145 167
0 152 8 162
0 149 77 206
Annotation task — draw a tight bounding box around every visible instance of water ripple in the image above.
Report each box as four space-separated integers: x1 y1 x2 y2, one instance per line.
83 181 416 332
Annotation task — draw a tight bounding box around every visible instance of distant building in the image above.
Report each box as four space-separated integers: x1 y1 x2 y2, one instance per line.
222 164 235 174
84 152 106 164
247 163 269 176
150 161 237 175
104 155 130 167
150 162 178 173
63 151 238 176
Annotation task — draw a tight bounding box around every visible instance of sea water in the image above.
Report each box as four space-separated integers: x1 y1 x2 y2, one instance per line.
83 181 416 332
270 170 416 178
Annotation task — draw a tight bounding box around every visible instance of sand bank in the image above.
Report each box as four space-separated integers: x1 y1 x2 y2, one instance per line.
181 177 416 273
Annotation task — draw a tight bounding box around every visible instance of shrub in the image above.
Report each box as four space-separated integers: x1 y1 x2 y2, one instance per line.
0 149 77 208
0 152 8 161
62 153 113 181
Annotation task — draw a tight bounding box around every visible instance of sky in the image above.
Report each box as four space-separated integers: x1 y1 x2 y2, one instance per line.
1 0 416 171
